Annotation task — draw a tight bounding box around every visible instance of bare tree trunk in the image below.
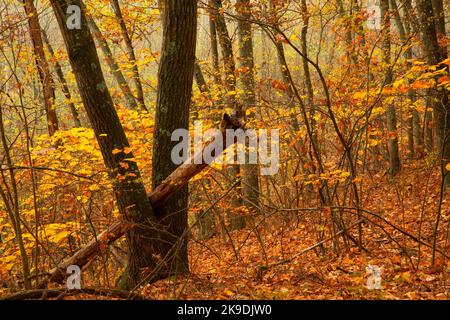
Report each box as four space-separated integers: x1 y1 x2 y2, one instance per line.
417 0 450 186
212 0 245 230
269 0 299 131
211 0 236 104
23 0 59 136
194 60 208 94
86 16 140 111
208 0 221 86
236 0 260 214
336 0 357 64
381 0 401 175
41 29 82 128
390 0 417 159
402 0 423 151
110 0 147 111
300 0 318 154
431 0 447 58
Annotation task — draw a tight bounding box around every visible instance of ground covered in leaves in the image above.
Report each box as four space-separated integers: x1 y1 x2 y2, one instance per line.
141 164 450 300
1 164 449 300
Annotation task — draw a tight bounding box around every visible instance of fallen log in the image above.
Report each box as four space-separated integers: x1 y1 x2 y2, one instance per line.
2 287 146 300
44 114 241 285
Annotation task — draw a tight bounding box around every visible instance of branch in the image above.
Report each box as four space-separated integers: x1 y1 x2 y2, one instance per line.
1 287 146 300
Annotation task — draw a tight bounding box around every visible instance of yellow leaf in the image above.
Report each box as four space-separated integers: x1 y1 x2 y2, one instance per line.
223 289 234 297
49 230 71 243
353 91 366 99
446 163 450 171
393 78 405 89
112 148 122 155
89 184 100 192
394 272 412 283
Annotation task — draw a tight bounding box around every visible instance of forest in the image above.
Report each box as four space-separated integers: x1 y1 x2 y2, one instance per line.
0 0 449 301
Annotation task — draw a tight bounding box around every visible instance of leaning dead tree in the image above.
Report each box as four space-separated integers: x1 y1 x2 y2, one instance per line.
42 114 242 285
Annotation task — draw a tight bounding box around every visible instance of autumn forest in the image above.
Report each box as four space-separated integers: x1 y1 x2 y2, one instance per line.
0 0 450 301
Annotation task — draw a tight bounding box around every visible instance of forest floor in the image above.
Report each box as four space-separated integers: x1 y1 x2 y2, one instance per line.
1 162 450 300
140 162 450 300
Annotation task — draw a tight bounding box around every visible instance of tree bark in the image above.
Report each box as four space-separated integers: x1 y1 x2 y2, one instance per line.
236 0 260 214
390 0 418 159
208 2 222 86
300 0 318 155
431 0 447 58
86 16 140 111
416 0 450 186
49 0 159 290
268 0 299 131
150 0 198 283
23 0 59 136
41 29 82 128
212 0 245 230
211 0 237 103
109 0 147 111
381 0 401 175
194 60 209 94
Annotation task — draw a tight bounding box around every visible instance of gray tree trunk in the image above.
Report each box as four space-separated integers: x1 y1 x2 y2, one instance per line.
237 0 260 214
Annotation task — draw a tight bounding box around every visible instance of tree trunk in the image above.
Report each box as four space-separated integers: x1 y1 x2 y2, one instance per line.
151 0 198 281
0 106 31 289
381 0 401 175
269 0 299 131
23 0 59 136
194 60 209 94
110 0 147 111
390 0 417 159
236 0 260 214
212 0 245 230
208 1 222 86
416 0 450 186
431 0 447 58
336 0 357 64
49 0 159 290
41 29 82 128
211 0 236 104
86 16 140 111
300 0 319 156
